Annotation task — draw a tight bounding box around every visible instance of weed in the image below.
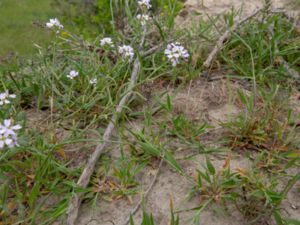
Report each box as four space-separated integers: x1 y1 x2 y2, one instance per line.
0 137 80 224
129 129 183 174
129 201 180 225
189 156 240 220
1 0 300 224
221 13 300 85
190 157 300 225
170 114 209 143
222 86 298 154
111 156 147 197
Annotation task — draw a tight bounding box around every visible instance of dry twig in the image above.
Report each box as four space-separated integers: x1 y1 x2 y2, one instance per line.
203 8 262 68
66 29 149 225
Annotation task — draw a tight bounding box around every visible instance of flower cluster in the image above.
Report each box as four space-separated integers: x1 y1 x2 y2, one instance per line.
136 14 151 26
118 45 135 61
137 0 151 26
100 37 114 47
138 0 152 9
46 18 63 30
99 37 134 61
89 78 97 85
0 91 16 106
164 42 189 66
0 119 21 149
67 70 79 80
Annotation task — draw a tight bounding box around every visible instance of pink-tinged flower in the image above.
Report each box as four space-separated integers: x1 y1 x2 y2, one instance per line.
0 134 13 149
0 119 22 138
46 18 63 29
0 119 21 149
138 0 152 9
0 91 16 106
100 37 114 47
67 70 79 79
118 45 134 60
0 133 20 149
164 42 189 66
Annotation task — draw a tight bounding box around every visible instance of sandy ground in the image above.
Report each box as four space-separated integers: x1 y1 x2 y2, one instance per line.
62 1 300 225
176 0 300 31
71 80 300 225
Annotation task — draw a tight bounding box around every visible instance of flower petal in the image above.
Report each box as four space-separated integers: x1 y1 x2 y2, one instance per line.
4 119 11 127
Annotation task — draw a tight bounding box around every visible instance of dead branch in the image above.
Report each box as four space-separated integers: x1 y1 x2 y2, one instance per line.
66 28 148 225
203 8 262 68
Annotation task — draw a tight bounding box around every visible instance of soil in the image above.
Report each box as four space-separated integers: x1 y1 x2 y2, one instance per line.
176 0 300 31
52 1 300 224
72 80 300 225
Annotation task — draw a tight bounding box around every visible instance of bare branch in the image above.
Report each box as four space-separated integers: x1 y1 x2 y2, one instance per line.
66 27 148 225
203 8 262 68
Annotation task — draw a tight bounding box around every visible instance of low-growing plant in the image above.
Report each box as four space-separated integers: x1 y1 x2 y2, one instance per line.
189 157 300 225
111 156 147 196
1 0 299 224
188 156 240 224
222 86 298 154
221 13 300 85
0 136 82 224
153 94 212 154
170 114 209 143
129 201 180 225
0 0 196 223
129 129 183 174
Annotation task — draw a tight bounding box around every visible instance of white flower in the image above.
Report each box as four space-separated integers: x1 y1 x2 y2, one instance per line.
0 119 21 149
0 119 22 138
0 91 16 106
118 45 134 60
67 70 79 79
100 37 114 47
8 136 19 148
136 14 151 26
89 78 97 85
138 0 152 9
0 134 13 149
46 18 64 29
0 133 19 149
164 42 189 66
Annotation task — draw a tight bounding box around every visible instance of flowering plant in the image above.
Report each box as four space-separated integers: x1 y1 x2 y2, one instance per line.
0 119 21 149
100 37 114 47
164 42 189 66
67 70 79 80
0 91 16 106
46 18 64 32
118 45 135 61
